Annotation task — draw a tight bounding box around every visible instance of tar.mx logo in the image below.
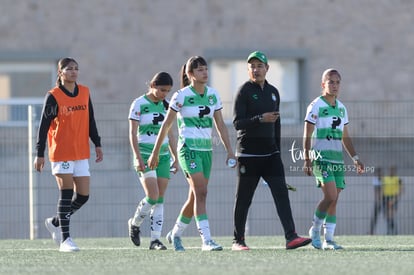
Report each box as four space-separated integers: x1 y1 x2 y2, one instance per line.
289 140 322 163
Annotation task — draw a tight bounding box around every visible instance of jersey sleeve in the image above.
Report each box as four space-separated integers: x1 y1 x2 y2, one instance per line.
212 88 223 111
128 98 141 121
343 105 349 125
169 90 184 112
304 102 318 124
35 93 57 157
88 96 102 148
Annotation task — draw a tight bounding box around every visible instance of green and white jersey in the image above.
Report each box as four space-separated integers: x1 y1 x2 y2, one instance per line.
170 85 222 151
304 96 349 163
128 95 169 156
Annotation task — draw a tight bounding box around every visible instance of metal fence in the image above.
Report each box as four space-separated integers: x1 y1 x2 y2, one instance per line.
0 100 413 240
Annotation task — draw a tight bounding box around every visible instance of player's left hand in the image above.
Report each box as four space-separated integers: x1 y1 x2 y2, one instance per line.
147 153 159 170
355 160 364 174
95 147 103 163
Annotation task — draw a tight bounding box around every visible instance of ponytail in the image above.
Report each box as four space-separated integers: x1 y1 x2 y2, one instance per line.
180 64 190 88
55 76 61 87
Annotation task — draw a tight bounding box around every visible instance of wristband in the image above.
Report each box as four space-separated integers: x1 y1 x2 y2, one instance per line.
352 155 359 162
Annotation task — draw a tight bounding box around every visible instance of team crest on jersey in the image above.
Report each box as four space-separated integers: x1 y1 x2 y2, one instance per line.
190 161 197 169
208 95 215 105
271 93 276 101
322 171 329 178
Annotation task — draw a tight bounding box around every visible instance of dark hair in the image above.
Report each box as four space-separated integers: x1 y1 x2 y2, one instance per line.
321 68 341 82
56 57 78 86
180 64 190 88
180 56 207 88
150 71 173 87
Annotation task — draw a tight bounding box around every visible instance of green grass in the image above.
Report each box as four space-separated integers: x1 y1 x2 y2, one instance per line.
1 236 414 275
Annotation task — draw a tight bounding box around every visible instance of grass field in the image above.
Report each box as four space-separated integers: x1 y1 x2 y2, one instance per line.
1 235 413 275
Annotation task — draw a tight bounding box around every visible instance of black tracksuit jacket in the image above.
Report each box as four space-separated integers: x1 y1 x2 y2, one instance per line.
233 80 281 156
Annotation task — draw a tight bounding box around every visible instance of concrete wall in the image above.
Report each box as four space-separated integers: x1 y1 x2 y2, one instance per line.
1 0 413 104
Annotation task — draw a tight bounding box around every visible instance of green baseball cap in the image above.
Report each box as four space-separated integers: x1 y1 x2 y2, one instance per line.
247 51 268 64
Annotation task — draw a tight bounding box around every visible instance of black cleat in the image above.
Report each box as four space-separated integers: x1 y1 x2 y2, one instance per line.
128 218 141 246
149 239 167 250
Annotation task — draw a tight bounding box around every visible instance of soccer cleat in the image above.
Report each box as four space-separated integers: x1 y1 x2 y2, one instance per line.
202 239 223 251
322 240 343 250
309 228 322 249
59 237 80 252
128 218 141 246
286 236 312 249
232 240 250 251
45 217 61 245
166 230 185 252
149 239 167 250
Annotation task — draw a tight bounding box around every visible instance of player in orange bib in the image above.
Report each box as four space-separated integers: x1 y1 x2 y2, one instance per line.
34 57 103 252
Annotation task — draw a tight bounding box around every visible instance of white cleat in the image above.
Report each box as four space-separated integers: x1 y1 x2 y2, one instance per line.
309 227 322 249
322 240 343 250
59 237 80 252
202 239 223 251
45 217 61 245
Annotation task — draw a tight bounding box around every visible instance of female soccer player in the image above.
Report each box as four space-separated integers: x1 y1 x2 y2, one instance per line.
127 72 178 250
303 68 364 250
148 56 236 251
34 57 103 252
